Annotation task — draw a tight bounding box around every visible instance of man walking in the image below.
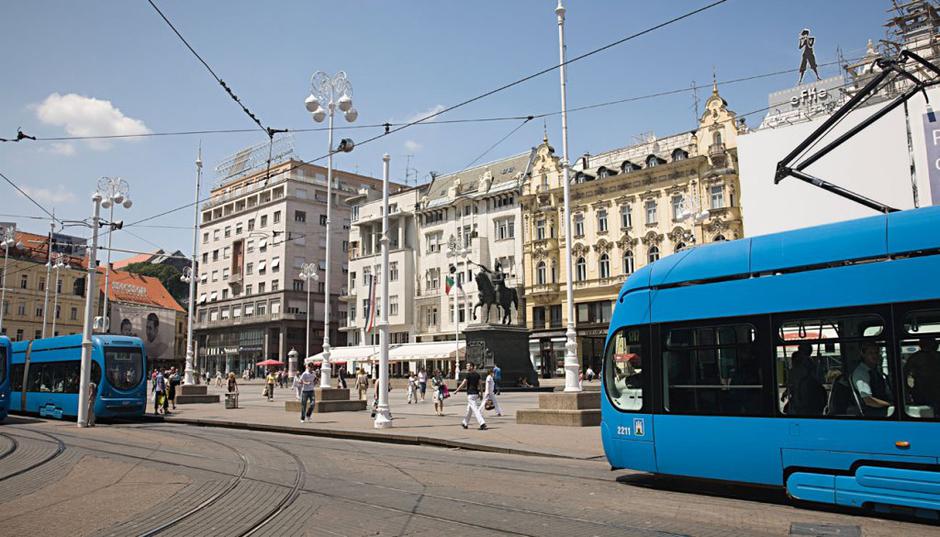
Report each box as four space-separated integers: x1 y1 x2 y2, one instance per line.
299 362 318 422
492 364 502 395
483 368 503 417
454 362 486 430
153 369 166 415
167 367 181 410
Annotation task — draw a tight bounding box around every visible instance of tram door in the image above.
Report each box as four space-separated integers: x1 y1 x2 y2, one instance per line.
654 318 782 485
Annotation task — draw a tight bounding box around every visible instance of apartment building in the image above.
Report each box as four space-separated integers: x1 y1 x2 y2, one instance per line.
194 159 393 375
342 185 425 347
521 85 744 376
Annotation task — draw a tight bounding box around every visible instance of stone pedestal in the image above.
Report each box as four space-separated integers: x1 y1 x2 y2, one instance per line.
463 324 538 386
176 384 220 404
515 391 600 426
284 387 367 413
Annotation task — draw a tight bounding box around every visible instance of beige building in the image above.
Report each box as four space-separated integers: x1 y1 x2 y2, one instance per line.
0 229 85 341
521 85 744 376
193 158 394 375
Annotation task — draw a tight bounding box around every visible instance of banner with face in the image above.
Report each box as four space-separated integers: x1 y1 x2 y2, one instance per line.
111 303 176 362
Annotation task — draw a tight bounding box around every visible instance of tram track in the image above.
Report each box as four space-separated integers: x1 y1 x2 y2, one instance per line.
0 427 65 482
0 432 19 461
236 438 306 537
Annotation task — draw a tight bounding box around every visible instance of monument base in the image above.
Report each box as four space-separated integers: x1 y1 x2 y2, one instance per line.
175 384 220 404
284 387 367 413
516 391 600 427
463 324 538 387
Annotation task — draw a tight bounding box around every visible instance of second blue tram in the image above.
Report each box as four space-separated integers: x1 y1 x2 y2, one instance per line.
0 336 10 421
602 206 940 516
10 334 147 419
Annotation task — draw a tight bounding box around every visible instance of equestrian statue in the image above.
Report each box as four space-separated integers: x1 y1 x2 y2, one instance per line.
470 261 518 325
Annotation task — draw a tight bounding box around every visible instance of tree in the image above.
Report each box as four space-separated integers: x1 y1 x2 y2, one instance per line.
123 262 189 306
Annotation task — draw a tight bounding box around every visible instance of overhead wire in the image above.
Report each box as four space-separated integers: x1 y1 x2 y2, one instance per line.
0 170 62 224
124 0 731 229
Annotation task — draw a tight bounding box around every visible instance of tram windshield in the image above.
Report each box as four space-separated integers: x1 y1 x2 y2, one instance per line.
105 347 143 391
0 347 6 385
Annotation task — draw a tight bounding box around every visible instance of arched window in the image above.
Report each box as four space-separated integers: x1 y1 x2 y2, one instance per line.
648 246 660 264
576 257 587 282
551 261 557 282
623 250 635 274
675 242 686 251
646 155 659 168
599 254 610 279
714 234 727 242
672 148 687 161
621 161 636 173
713 131 722 146
536 261 546 285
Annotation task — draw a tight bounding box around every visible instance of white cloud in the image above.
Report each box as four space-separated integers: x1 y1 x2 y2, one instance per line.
34 93 151 151
42 142 76 156
402 104 446 125
404 140 422 152
20 185 77 205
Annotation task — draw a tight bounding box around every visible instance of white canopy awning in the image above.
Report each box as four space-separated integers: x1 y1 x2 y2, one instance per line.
305 346 377 364
388 341 465 361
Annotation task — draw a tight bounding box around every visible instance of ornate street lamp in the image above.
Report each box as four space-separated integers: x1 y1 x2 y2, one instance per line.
96 177 132 333
0 227 23 334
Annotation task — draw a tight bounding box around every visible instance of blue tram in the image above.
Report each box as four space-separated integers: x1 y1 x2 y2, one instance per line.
602 206 940 516
10 334 147 419
0 336 10 421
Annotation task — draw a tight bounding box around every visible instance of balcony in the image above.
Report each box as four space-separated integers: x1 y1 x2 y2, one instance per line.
529 283 559 295
708 143 727 166
339 288 356 302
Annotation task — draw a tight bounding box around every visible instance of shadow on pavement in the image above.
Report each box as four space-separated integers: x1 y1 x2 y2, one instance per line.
616 473 788 505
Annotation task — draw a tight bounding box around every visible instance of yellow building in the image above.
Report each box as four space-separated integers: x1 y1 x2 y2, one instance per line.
0 230 85 341
521 85 744 376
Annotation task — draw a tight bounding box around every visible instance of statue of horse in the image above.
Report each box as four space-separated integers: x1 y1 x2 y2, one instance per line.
472 271 498 323
497 286 518 325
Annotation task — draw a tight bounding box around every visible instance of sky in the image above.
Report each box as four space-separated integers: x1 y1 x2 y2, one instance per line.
0 0 891 258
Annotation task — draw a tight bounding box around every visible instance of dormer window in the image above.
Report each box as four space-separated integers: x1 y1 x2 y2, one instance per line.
647 156 658 168
672 148 688 161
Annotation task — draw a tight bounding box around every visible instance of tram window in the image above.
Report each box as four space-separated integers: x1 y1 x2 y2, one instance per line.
0 347 5 385
604 327 647 412
662 324 764 416
898 309 940 420
105 347 143 391
776 315 894 418
11 364 23 391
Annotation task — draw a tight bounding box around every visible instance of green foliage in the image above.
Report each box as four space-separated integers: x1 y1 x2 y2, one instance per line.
123 262 188 305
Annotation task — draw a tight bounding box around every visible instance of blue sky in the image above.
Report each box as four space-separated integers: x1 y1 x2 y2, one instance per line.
0 0 888 257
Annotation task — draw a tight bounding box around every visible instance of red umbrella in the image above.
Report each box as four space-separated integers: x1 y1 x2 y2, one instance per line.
256 359 284 367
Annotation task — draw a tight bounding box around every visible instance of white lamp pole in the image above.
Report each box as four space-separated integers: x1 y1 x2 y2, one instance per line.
299 262 320 373
50 253 68 336
78 192 103 427
374 153 393 428
41 218 54 337
556 0 580 392
97 177 132 333
182 148 202 385
0 227 23 335
305 71 358 389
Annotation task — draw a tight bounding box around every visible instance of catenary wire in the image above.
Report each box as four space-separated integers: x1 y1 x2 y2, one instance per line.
0 170 62 224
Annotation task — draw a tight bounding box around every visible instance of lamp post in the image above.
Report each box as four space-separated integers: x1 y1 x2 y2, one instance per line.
49 253 69 336
446 231 469 381
77 192 104 427
41 218 54 337
181 148 202 385
374 153 392 428
299 262 320 375
556 0 580 392
96 177 132 333
0 227 23 335
305 70 358 388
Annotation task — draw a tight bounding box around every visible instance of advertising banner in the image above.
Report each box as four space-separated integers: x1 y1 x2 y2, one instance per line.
922 112 940 205
111 302 176 363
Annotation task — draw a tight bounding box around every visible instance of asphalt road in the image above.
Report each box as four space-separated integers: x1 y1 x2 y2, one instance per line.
0 417 935 537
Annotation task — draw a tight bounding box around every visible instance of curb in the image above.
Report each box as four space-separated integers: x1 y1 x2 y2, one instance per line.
155 415 588 460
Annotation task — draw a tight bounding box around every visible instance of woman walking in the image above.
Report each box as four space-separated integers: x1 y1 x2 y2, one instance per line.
355 368 369 400
265 370 276 402
431 369 446 416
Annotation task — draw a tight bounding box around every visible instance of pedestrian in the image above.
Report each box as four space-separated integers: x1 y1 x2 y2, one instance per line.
153 369 166 415
586 366 595 382
265 370 276 401
406 372 417 404
492 364 502 395
431 369 446 416
215 370 223 387
336 365 348 389
167 367 181 410
454 362 486 430
355 368 369 400
417 368 428 402
483 368 503 416
299 362 317 422
87 380 97 427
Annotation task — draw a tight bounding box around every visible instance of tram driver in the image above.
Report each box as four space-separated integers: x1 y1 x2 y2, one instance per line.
851 342 893 417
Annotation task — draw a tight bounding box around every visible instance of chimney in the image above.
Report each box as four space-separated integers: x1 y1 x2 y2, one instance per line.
581 153 591 169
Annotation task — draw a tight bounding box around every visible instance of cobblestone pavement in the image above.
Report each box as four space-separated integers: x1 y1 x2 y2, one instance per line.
0 417 937 536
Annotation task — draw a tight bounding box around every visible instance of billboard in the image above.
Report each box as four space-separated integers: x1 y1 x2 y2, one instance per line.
110 302 177 363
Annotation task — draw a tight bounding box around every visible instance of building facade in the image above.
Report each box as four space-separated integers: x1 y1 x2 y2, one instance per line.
193 159 395 375
521 86 744 376
412 152 534 345
0 229 85 341
343 185 424 348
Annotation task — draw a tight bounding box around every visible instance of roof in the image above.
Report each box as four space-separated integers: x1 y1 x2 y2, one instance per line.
619 205 940 296
11 231 85 268
99 269 185 312
422 151 535 208
112 251 159 270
